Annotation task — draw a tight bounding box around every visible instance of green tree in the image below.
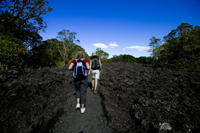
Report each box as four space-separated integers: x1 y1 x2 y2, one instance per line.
109 54 136 63
42 39 63 66
95 48 109 60
136 56 153 64
0 33 26 70
156 23 200 71
164 23 193 41
56 29 82 65
0 0 52 48
0 11 42 48
0 0 53 70
30 39 64 67
57 29 80 43
30 34 88 67
0 0 52 31
148 36 161 57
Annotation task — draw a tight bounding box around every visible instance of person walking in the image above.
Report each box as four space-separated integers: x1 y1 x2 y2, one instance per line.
89 52 102 94
68 51 90 113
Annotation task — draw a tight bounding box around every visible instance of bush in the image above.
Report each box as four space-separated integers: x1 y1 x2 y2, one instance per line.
0 34 26 71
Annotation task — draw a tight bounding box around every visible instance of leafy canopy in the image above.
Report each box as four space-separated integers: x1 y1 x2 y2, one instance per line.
0 0 52 31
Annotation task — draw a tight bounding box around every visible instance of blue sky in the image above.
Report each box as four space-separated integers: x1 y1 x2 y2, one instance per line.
40 0 200 58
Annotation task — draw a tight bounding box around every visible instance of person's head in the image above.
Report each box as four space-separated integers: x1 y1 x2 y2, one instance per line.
75 51 85 59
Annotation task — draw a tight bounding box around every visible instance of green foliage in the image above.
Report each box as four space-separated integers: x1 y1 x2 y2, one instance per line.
0 0 52 48
56 29 87 65
30 37 88 67
155 23 200 71
148 36 161 57
163 23 193 41
0 0 52 71
30 39 62 67
0 0 52 31
55 60 65 67
136 56 153 64
0 1 92 69
66 43 88 61
108 54 136 63
0 34 26 70
104 54 153 64
0 11 42 48
57 29 80 43
95 48 109 60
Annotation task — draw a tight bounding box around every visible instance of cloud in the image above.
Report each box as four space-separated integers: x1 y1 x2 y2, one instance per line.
109 42 118 48
93 42 119 50
125 45 150 51
93 43 108 49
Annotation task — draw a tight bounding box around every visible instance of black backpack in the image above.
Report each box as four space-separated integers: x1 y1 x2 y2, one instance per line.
91 56 100 69
73 58 87 78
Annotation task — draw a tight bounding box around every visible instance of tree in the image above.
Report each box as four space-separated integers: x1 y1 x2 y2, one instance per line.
0 33 26 70
136 56 153 64
30 39 65 67
56 29 81 65
95 48 109 60
0 11 42 48
110 54 136 63
155 23 200 71
42 39 63 66
148 36 161 57
0 0 52 48
0 0 52 31
57 29 80 43
164 23 193 41
30 31 88 67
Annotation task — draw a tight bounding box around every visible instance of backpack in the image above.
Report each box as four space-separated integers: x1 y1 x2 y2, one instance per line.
91 56 100 69
73 58 87 79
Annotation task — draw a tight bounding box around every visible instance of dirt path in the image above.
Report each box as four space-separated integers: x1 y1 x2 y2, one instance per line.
52 79 112 133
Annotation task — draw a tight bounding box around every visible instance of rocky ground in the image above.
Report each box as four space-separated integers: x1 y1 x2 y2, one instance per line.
0 63 200 133
99 63 200 133
0 67 74 133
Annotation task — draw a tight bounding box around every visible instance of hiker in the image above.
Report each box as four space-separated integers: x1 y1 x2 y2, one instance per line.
68 51 90 113
89 52 102 94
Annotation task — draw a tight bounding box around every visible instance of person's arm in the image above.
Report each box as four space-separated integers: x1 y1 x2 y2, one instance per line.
86 62 90 70
99 58 102 70
89 60 92 70
68 62 74 70
87 60 91 75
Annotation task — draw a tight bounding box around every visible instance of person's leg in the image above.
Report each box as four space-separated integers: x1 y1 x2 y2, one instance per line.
77 98 80 104
91 69 95 90
94 70 100 92
94 78 98 91
80 79 88 108
74 80 81 108
92 79 95 90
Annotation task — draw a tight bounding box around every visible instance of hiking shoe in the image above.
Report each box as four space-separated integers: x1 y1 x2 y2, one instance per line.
81 107 86 113
76 103 80 109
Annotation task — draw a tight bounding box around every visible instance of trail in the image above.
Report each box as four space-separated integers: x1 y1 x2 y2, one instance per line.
52 79 112 133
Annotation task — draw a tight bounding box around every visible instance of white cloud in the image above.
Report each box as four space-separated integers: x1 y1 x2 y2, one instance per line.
93 43 108 49
125 45 150 51
93 42 119 49
109 42 118 48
